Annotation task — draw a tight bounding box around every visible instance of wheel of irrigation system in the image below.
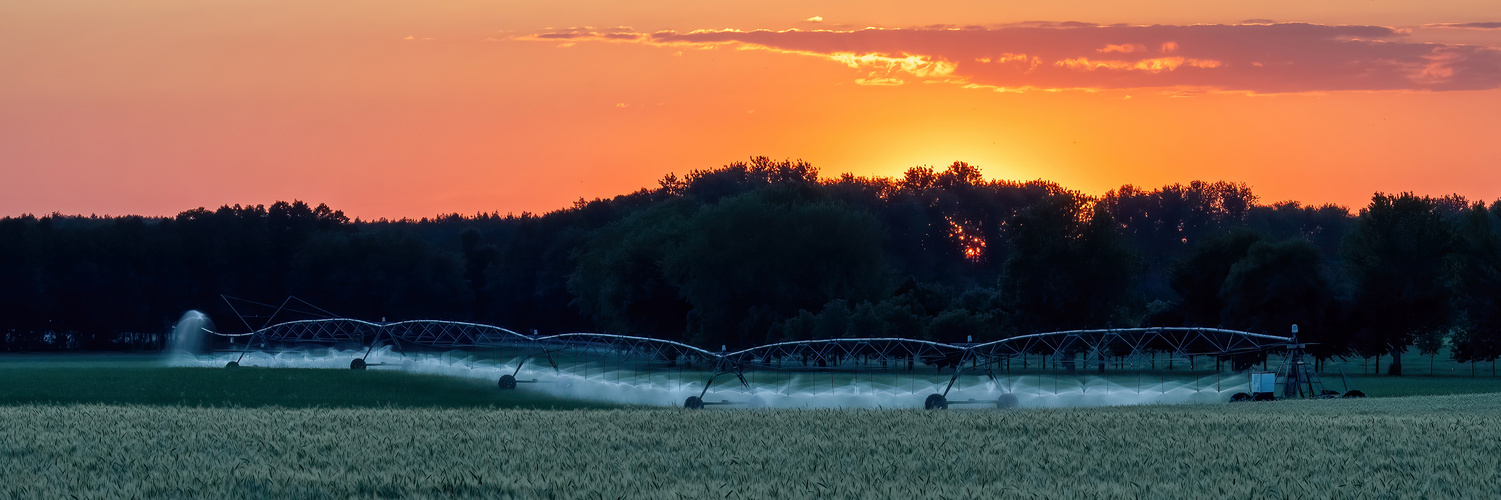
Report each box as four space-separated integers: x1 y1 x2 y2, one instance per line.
350 358 367 370
1252 392 1275 402
995 393 1019 409
1343 390 1366 398
684 396 704 409
225 361 239 369
924 393 948 410
1230 392 1252 403
498 374 517 390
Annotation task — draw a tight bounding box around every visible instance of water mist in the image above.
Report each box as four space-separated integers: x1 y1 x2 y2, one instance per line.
169 343 1247 409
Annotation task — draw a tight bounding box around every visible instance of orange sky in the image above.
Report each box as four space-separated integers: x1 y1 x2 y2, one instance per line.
3 0 1501 219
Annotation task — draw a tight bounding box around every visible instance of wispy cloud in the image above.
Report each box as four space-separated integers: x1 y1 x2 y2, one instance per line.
521 23 1501 93
1425 22 1501 30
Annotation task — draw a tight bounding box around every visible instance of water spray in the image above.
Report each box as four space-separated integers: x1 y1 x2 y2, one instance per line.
173 298 1365 409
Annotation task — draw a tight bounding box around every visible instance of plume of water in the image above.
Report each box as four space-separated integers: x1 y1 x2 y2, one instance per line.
168 311 214 355
168 345 1249 409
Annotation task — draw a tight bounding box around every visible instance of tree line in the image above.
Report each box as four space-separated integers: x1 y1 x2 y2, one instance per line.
2 157 1498 375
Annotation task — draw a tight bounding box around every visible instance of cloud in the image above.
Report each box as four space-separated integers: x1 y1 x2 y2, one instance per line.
522 23 1501 93
806 16 824 23
1426 22 1501 30
1099 43 1146 53
529 27 645 41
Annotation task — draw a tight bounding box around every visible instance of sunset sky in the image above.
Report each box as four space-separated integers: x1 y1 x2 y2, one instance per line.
3 0 1500 219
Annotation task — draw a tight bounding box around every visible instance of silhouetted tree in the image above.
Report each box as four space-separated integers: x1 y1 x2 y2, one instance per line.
1452 202 1501 365
1103 181 1257 300
568 200 695 338
7 157 1474 361
1342 193 1455 375
460 228 500 319
1168 230 1268 327
1219 238 1346 365
662 191 890 347
286 231 470 320
1002 195 1139 333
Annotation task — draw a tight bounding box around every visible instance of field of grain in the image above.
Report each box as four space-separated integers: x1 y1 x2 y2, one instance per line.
3 394 1500 499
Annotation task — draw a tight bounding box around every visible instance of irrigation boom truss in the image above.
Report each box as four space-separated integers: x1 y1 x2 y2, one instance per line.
219 317 1293 360
200 299 1335 408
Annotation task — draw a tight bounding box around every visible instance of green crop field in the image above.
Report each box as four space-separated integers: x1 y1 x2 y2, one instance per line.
2 394 1501 497
5 358 1501 408
4 360 1501 498
0 365 624 410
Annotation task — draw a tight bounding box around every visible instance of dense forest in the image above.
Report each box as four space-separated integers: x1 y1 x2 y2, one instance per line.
3 158 1499 375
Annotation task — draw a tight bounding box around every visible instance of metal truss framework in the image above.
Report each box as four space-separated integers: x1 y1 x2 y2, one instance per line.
237 318 533 348
210 317 1300 406
221 319 1290 372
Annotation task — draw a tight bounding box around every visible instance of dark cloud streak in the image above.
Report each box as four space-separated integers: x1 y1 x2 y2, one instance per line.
1429 22 1501 30
531 23 1501 93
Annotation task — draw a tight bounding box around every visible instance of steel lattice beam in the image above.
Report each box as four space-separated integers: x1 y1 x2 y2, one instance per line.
219 320 1292 371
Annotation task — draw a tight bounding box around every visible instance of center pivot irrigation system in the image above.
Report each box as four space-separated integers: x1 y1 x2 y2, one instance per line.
198 296 1364 409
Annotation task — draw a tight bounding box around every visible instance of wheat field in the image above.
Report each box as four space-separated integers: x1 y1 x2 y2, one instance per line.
3 393 1500 499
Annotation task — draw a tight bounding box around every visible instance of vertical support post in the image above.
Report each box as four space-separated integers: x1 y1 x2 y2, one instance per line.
941 361 962 397
362 326 385 361
512 355 527 377
1284 326 1303 399
698 372 717 399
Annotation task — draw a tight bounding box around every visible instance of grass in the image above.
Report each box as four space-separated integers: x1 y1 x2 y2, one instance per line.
1321 348 1501 377
2 395 1501 498
4 351 1501 409
1337 374 1501 398
0 365 624 409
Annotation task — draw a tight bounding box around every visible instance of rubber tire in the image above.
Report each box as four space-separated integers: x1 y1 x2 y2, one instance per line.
1252 392 1275 402
498 374 517 390
995 393 1019 409
1229 392 1252 403
1343 390 1366 398
925 393 948 410
350 358 367 370
684 396 704 409
225 361 239 369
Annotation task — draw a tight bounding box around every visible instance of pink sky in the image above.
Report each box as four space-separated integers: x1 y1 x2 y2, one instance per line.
3 0 1500 218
